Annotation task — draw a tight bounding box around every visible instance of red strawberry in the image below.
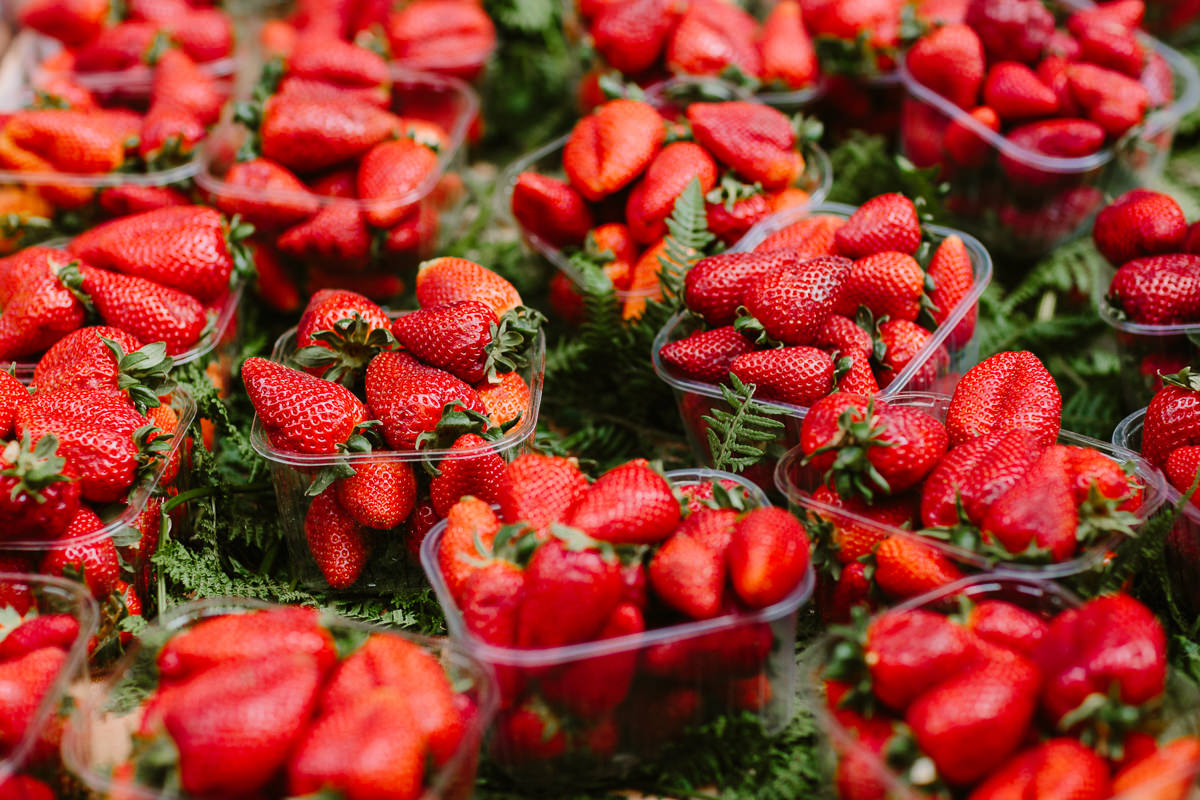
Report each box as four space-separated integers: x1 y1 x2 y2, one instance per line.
417 257 522 317
0 614 79 661
687 102 798 190
437 496 500 602
364 351 485 450
243 357 367 455
759 0 818 89
809 484 917 563
836 250 925 322
964 0 1054 64
458 560 525 701
0 776 54 799
705 187 774 246
1093 189 1188 268
875 318 941 389
32 326 145 398
859 608 978 710
727 506 810 608
0 646 68 753
384 0 496 81
740 255 852 345
906 24 985 109
1165 446 1200 500
980 445 1081 561
1111 737 1200 800
152 48 225 127
260 96 401 172
356 138 439 229
306 486 371 589
568 459 680 544
0 255 85 361
393 301 539 385
213 158 320 230
539 602 644 718
430 434 507 516
665 0 761 79
729 346 835 406
1107 254 1200 325
335 460 416 530
1067 62 1150 137
755 214 845 257
288 33 390 90
589 0 673 74
18 0 109 46
967 600 1048 655
497 454 589 531
944 105 1001 168
277 201 372 272
984 62 1058 122
475 371 530 427
492 698 567 765
4 110 126 174
945 351 1062 447
510 172 594 249
657 325 754 384
0 372 29 440
1001 119 1107 186
834 193 921 258
970 739 1111 800
0 434 80 542
293 289 393 382
927 234 976 347
650 534 724 619
684 249 799 327
40 510 120 598
67 264 207 355
872 534 965 599
516 532 624 648
564 99 665 202
920 428 1046 527
626 142 718 244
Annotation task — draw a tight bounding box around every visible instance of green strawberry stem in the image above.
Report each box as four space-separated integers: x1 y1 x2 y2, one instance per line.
805 398 898 503
102 338 175 413
482 305 545 384
292 315 397 387
1 433 72 503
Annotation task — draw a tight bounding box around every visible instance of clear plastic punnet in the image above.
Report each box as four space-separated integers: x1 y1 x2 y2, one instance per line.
420 467 814 785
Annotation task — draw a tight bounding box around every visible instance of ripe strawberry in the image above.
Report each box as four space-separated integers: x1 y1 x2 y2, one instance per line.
626 142 718 244
0 613 79 661
335 460 416 530
1112 737 1200 800
1067 63 1150 137
875 318 941 389
759 0 818 89
1108 254 1200 325
872 534 965 599
540 602 644 719
966 600 1048 656
651 533 724 619
984 61 1060 121
1165 445 1200 500
729 346 836 406
18 0 109 46
293 289 393 381
835 193 921 259
0 372 29 440
516 532 624 648
430 434 507 516
1094 190 1189 268
438 496 501 602
854 608 979 711
32 326 148 399
589 0 673 75
1072 11 1145 76
476 371 530 426
755 214 845 257
969 738 1110 800
40 510 120 598
152 48 225 127
0 646 67 753
965 0 1054 64
0 434 80 542
497 454 589 531
926 234 976 347
0 776 54 800
385 0 496 81
1034 593 1166 724
687 102 798 190
356 138 439 229
0 255 86 361
364 352 486 450
1001 119 1108 186
306 486 371 589
665 0 761 79
568 459 680 544
492 698 567 765
979 445 1082 561
287 33 390 90
277 201 372 272
658 326 754 384
810 484 917 564
392 301 538 385
139 103 206 163
740 255 852 345
727 506 810 608
920 428 1046 528
213 158 320 230
260 95 401 172
416 257 522 317
683 250 798 327
66 264 207 356
906 24 985 109
3 110 126 174
242 357 367 455
945 350 1062 447
510 172 594 249
705 187 774 246
944 105 1001 168
836 250 925 322
564 99 665 202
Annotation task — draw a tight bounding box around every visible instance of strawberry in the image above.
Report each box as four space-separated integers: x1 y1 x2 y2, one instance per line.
497 454 589 531
926 234 976 347
476 371 530 426
0 372 29 440
1111 737 1200 800
167 7 234 63
458 560 525 701
364 352 486 450
430 434 507 516
979 445 1081 561
973 740 1110 800
385 0 496 81
759 0 818 89
684 250 799 327
0 434 80 541
492 698 567 765
835 251 925 322
1001 118 1108 188
1094 190 1189 268
336 460 416 530
213 158 321 230
510 172 594 249
151 48 225 127
139 102 206 164
563 99 665 202
756 214 845 257
293 289 393 382
568 459 680 544
68 206 240 303
875 318 940 389
4 110 126 174
906 24 985 109
945 350 1062 447
729 346 836 406
0 255 85 361
277 201 372 272
540 602 644 718
964 0 1054 64
0 614 79 661
356 138 439 229
1072 13 1145 77
287 33 390 90
855 609 978 711
392 301 540 385
626 142 718 244
658 326 754 384
687 102 798 190
66 264 207 355
416 257 523 317
835 194 921 259
251 239 302 313
437 496 500 601
967 600 1048 655
0 646 67 753
920 428 1046 527
1066 63 1150 137
872 534 965 599
32 327 147 398
740 255 852 346
727 506 810 608
589 0 673 75
242 357 368 455
1033 593 1166 725
0 776 54 800
18 0 109 46
40 509 120 598
516 531 624 648
1165 446 1200 500
1107 254 1200 325
163 653 322 796
705 186 774 246
651 533 724 619
810 484 917 563
306 485 371 589
984 61 1060 122
944 105 1001 168
665 0 761 79
260 95 401 172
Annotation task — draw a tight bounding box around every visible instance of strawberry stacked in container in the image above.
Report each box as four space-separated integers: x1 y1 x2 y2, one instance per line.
777 350 1156 619
75 604 492 800
259 0 497 84
0 205 248 369
901 0 1187 258
509 94 822 320
658 192 978 412
1094 189 1200 404
199 56 475 308
424 460 813 780
811 577 1200 800
245 259 543 592
0 573 95 799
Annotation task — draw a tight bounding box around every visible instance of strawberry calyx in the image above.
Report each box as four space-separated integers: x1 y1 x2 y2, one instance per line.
854 306 889 365
142 31 172 67
133 423 174 484
1075 482 1142 545
814 32 888 78
884 726 948 795
52 259 97 317
415 402 517 454
705 174 764 212
1 433 72 503
223 214 257 286
792 114 825 144
489 522 541 568
1057 684 1150 759
548 522 618 561
717 64 762 93
1160 367 1200 392
804 398 898 503
598 72 645 102
798 508 841 576
704 480 752 512
232 58 286 160
353 29 392 60
293 314 398 386
101 338 175 414
305 422 379 497
732 308 785 347
482 306 545 385
823 606 876 713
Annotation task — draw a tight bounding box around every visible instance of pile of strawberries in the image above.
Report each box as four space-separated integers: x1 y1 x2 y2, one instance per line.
511 95 818 320
243 259 542 590
431 457 811 770
104 606 484 799
659 193 976 410
0 205 247 364
202 59 470 307
787 350 1147 617
819 587 1200 800
261 0 496 83
0 589 87 800
1138 368 1200 503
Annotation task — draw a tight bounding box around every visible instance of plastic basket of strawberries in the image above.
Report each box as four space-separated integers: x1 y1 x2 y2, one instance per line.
245 259 545 592
773 351 1164 620
899 0 1200 263
497 88 831 322
0 572 98 795
0 207 249 382
1092 189 1200 408
1113 368 1200 621
196 61 477 304
652 194 992 476
420 459 815 783
803 574 1200 800
62 598 496 800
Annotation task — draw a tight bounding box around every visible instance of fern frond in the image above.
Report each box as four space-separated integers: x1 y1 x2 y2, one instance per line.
1002 237 1103 313
657 177 715 303
702 375 785 473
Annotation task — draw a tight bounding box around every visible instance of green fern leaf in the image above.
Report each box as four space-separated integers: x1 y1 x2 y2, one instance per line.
702 374 785 473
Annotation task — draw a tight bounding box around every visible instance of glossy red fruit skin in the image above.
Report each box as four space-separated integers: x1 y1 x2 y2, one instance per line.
0 614 80 661
683 250 799 327
686 102 798 190
741 255 852 346
1093 189 1188 269
363 351 486 450
834 193 921 259
243 357 367 455
515 538 624 649
626 142 718 245
658 326 754 384
729 346 836 406
983 61 1060 121
650 534 724 619
1107 254 1200 325
967 600 1048 656
336 460 417 530
969 738 1111 800
539 602 644 718
305 486 371 590
945 351 1062 448
510 172 594 249
563 99 665 202
567 459 680 544
865 608 978 711
920 429 1047 528
905 24 986 109
727 506 811 609
1144 373 1200 469
965 0 1054 64
391 300 499 384
497 454 589 532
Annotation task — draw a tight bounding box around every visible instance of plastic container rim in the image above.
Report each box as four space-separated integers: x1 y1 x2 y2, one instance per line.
419 467 816 668
1113 406 1200 524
